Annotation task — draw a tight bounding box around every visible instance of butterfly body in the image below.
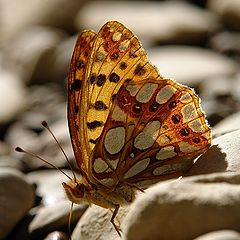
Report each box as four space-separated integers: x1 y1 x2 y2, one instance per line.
63 177 135 209
65 21 211 235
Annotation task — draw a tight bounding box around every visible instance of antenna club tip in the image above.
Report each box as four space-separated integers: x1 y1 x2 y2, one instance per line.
15 147 23 152
41 120 48 128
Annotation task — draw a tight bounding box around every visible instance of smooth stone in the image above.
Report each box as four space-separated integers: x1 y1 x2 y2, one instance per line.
72 205 128 240
233 74 240 102
6 86 70 171
29 200 87 239
37 119 75 170
44 231 68 240
213 112 240 137
123 172 240 240
27 170 77 206
76 1 218 45
0 71 27 124
194 230 240 240
9 117 74 171
199 75 238 127
200 76 235 99
0 143 23 170
3 26 66 84
148 46 238 86
187 129 240 176
0 155 23 170
47 35 78 86
6 121 46 171
210 31 240 58
0 0 85 44
0 140 10 156
208 0 240 30
200 98 234 127
0 168 35 239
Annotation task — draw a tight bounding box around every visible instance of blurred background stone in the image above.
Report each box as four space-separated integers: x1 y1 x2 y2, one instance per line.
209 31 240 62
2 27 67 84
0 71 27 125
208 0 240 30
0 168 35 239
212 111 240 137
77 1 218 46
27 170 77 206
148 46 238 85
0 0 86 45
29 200 87 239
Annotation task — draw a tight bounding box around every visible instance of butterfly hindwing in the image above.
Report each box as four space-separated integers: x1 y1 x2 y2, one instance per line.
90 78 211 188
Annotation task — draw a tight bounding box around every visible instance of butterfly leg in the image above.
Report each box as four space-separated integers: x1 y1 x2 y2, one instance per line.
111 204 122 237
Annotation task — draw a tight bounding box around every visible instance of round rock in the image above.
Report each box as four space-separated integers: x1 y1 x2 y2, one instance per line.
148 46 238 86
72 205 128 240
0 71 27 124
29 200 87 239
212 112 240 137
27 170 77 206
0 168 34 239
44 231 68 240
3 26 66 84
0 0 85 44
123 172 240 240
208 0 240 30
76 1 218 45
193 230 240 240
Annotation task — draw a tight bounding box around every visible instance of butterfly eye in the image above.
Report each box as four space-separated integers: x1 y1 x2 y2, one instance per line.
75 183 85 197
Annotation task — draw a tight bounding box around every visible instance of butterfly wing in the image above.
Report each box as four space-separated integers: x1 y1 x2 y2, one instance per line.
69 21 159 180
81 21 165 179
68 30 96 177
91 78 211 188
86 22 211 189
84 21 161 149
68 21 211 189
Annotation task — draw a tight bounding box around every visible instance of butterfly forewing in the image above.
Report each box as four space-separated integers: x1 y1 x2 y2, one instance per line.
68 30 96 175
84 21 161 154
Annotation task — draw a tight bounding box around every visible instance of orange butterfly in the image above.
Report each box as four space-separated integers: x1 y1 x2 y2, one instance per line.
63 21 211 235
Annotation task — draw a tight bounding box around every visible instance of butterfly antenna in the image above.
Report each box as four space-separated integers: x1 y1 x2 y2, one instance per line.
68 202 74 240
41 121 77 182
15 146 72 181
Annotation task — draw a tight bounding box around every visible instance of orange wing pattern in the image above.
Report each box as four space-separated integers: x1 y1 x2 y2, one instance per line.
84 21 161 152
68 21 211 189
91 79 211 188
68 30 96 177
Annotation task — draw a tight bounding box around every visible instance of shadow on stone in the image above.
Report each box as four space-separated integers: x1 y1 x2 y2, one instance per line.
185 145 227 176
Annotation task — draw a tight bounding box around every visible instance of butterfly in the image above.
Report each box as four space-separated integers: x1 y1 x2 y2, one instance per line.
63 21 211 236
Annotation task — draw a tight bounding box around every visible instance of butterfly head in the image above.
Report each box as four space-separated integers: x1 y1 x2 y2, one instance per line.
62 178 89 204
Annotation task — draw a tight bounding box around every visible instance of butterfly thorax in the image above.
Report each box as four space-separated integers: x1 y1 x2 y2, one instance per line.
62 177 136 209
